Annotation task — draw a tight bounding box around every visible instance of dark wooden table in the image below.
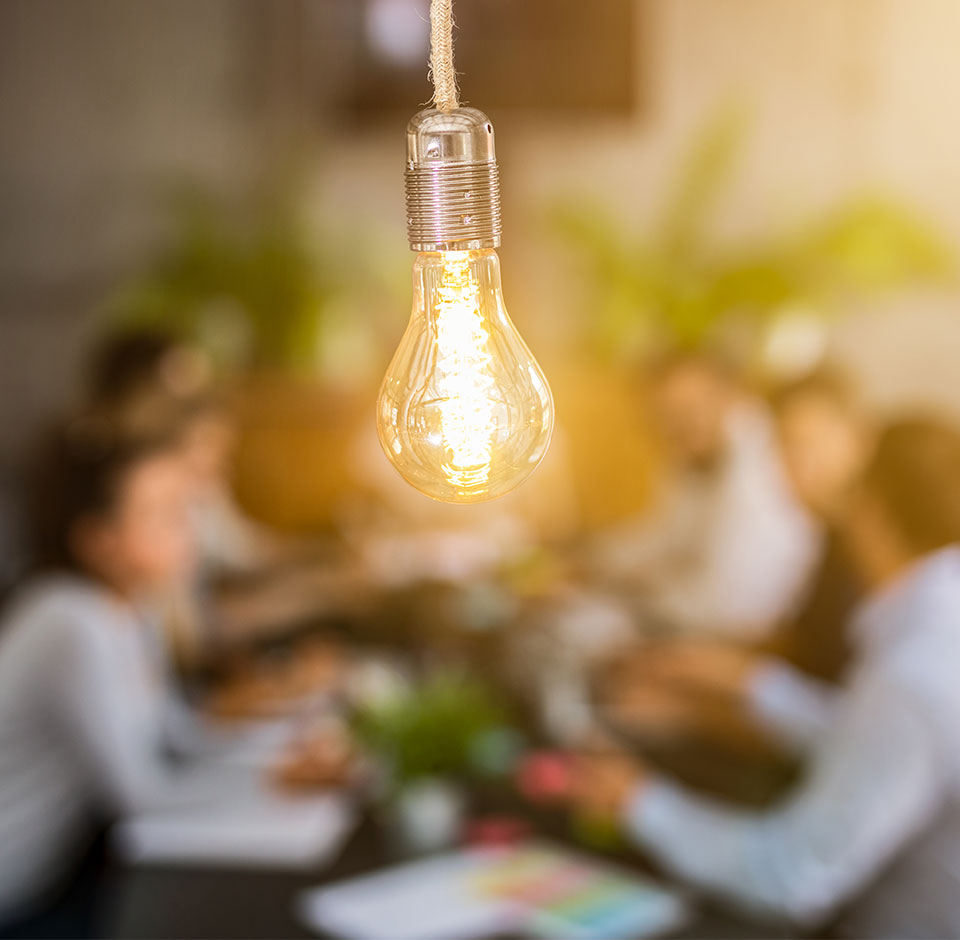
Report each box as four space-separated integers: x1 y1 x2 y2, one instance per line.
104 619 800 940
103 803 791 940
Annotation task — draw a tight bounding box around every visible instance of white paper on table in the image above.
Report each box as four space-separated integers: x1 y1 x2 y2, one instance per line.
297 842 691 940
113 792 355 870
297 849 517 940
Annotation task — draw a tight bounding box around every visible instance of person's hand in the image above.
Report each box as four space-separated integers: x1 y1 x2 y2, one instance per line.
206 669 289 720
599 680 700 739
207 639 346 720
617 640 762 699
271 723 359 792
281 638 346 697
569 748 647 823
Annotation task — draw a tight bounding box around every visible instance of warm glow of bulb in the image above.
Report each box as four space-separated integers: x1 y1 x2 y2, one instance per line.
377 249 554 503
434 252 496 487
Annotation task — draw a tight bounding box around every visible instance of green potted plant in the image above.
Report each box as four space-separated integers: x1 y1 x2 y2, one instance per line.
547 106 954 366
543 107 954 527
352 671 514 852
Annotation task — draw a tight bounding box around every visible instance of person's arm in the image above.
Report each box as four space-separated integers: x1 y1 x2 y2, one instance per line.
610 642 837 754
160 688 264 761
53 617 246 814
625 675 944 926
744 660 838 754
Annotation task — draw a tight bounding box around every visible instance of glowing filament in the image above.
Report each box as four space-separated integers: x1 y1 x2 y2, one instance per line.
433 252 497 486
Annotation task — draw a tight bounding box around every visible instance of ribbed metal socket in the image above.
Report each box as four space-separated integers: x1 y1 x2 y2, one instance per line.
404 107 502 252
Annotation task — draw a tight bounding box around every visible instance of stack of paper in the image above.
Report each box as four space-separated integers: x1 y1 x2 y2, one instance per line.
114 793 355 870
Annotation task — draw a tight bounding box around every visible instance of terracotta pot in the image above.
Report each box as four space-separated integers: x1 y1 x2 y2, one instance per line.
230 372 372 531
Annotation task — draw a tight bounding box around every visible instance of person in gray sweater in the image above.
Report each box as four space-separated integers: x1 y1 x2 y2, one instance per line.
0 415 243 929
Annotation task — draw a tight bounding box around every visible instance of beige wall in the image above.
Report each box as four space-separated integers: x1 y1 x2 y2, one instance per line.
0 0 267 457
317 0 960 415
2 0 959 459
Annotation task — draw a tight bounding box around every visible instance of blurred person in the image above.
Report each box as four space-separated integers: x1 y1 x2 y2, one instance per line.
174 394 372 662
588 351 817 639
759 368 872 675
84 326 369 662
0 415 207 933
178 394 292 576
0 325 206 622
85 325 213 410
0 415 351 935
85 327 284 578
507 354 817 745
603 369 873 754
571 418 960 937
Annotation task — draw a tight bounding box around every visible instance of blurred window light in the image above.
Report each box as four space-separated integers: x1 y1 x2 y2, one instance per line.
365 0 429 67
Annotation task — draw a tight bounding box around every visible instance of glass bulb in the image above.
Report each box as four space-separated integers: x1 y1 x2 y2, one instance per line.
377 249 554 503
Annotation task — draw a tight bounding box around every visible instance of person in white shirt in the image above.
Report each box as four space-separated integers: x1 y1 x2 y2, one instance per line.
571 418 960 937
0 415 333 931
512 355 818 744
589 352 817 640
599 369 873 760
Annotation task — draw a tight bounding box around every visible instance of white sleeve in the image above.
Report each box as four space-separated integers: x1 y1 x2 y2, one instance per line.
160 692 240 759
53 619 242 815
626 675 945 926
745 661 838 753
650 416 819 638
650 502 817 639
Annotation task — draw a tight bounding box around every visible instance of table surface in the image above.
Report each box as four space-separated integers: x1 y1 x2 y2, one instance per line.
104 625 799 940
103 806 791 940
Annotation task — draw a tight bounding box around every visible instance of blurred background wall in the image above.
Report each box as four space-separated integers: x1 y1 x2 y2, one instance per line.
2 0 959 479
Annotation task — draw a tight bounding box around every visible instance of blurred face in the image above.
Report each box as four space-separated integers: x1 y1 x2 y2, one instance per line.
842 485 905 588
778 394 867 518
651 364 732 468
180 410 236 488
74 454 195 593
157 345 212 400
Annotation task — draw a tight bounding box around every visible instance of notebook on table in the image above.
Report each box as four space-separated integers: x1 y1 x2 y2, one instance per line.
114 792 355 870
298 841 690 940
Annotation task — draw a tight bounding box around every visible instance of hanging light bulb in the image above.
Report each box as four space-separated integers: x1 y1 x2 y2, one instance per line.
376 108 555 503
